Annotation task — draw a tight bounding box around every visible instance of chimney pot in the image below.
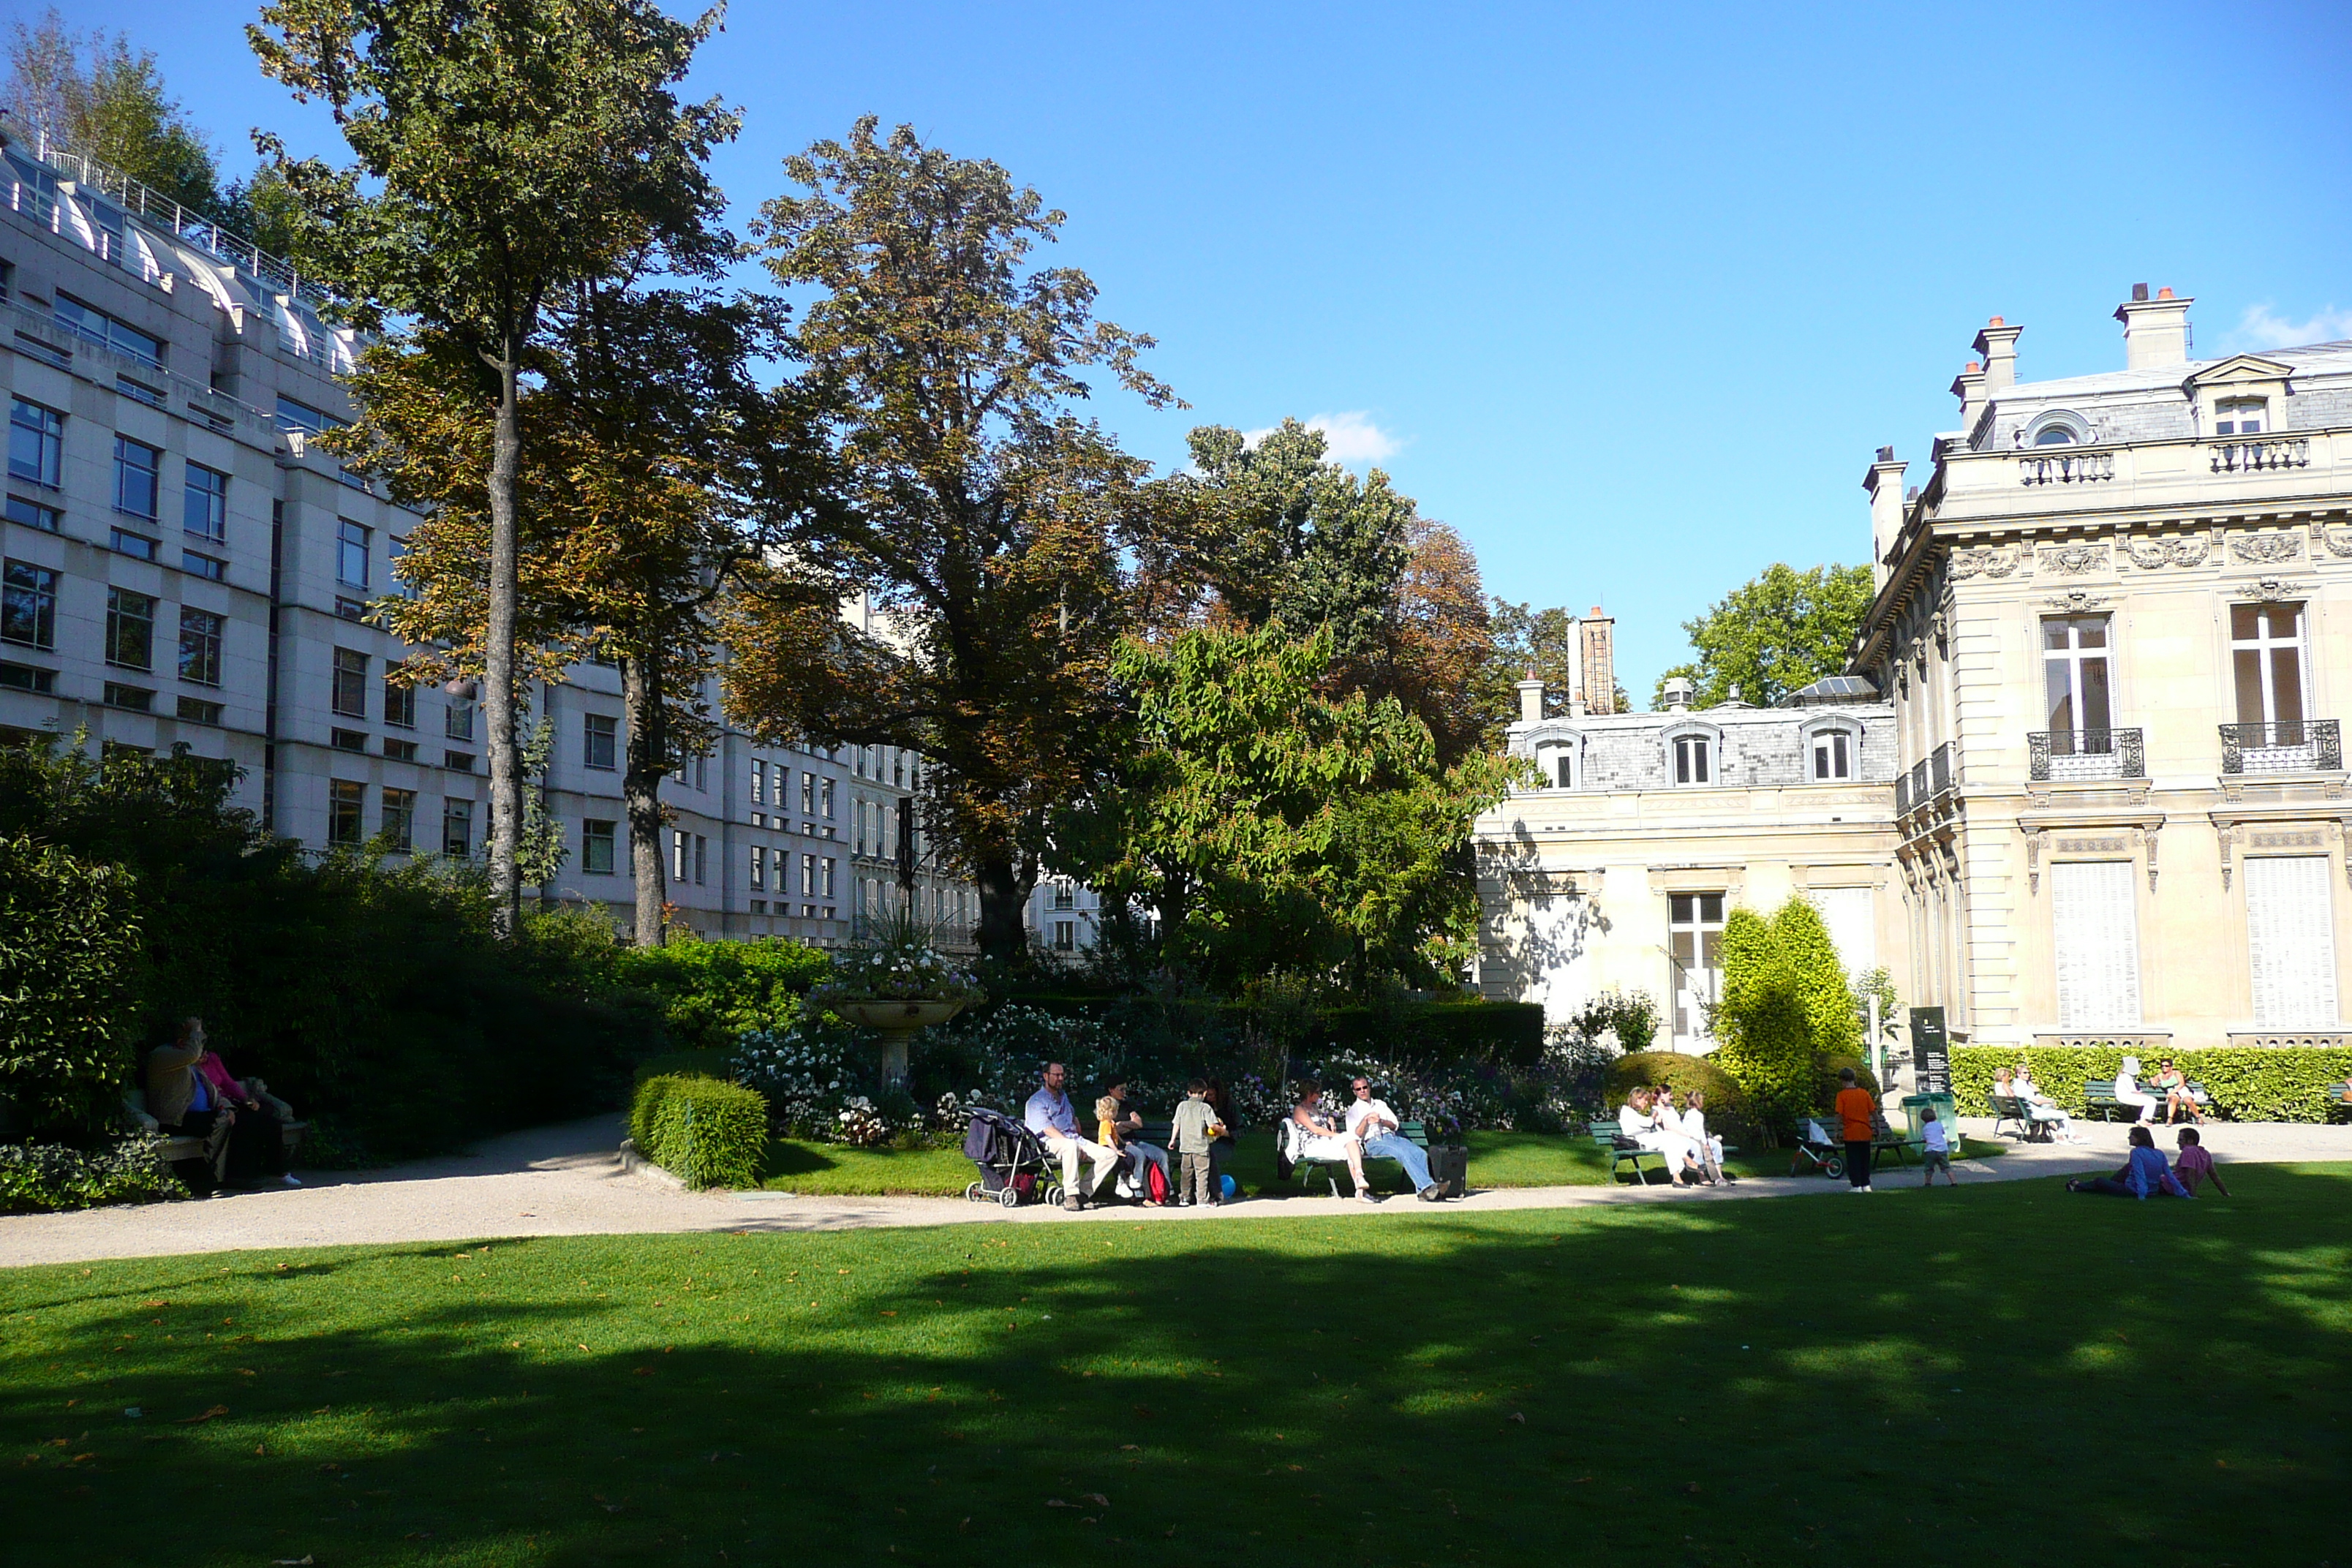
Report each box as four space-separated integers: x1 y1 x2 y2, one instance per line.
2133 282 2150 302
1989 315 2004 327
1964 361 1979 373
2157 287 2174 300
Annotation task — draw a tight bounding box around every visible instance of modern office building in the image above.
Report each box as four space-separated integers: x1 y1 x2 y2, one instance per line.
0 127 972 948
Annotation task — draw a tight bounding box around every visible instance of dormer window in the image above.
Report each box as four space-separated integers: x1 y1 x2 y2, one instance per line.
2023 410 2092 447
1672 734 1713 785
2215 398 2267 435
2032 426 2074 446
1812 729 1852 780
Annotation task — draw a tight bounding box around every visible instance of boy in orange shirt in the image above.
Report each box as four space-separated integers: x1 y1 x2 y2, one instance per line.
1834 1067 1878 1193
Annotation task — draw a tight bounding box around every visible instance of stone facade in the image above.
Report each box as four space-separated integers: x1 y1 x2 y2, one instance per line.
1860 288 2352 1052
1476 684 1904 1047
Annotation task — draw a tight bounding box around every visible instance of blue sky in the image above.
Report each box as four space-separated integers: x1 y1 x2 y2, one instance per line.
35 0 2352 693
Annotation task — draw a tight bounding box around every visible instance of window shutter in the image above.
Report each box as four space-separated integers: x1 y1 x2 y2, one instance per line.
2245 856 2338 1028
2052 862 2141 1028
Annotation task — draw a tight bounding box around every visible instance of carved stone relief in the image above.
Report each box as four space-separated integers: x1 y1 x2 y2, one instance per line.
2042 589 2110 612
2230 532 2302 564
1949 546 2021 579
2039 543 2109 576
2122 534 2211 569
2313 521 2352 559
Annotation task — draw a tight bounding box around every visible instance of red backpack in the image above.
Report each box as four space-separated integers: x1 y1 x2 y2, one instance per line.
1145 1159 1171 1203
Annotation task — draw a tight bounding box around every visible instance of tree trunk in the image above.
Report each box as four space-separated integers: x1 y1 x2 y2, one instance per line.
973 855 1032 965
483 340 525 938
621 652 669 947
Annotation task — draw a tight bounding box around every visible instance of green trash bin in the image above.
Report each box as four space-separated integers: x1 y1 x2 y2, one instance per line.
1901 1093 1957 1149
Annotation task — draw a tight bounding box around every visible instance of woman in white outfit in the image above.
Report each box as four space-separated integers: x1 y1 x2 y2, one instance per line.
1288 1091 1376 1201
1681 1090 1733 1184
2113 1056 2159 1126
1618 1088 1704 1186
2011 1066 2080 1143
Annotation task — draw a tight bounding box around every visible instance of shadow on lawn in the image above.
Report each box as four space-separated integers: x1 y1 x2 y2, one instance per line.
4 1167 2350 1567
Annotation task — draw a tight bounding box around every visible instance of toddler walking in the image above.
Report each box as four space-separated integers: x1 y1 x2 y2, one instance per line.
1920 1107 1958 1186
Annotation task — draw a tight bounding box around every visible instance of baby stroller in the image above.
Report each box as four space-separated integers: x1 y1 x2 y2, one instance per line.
1787 1117 1846 1180
960 1106 1064 1208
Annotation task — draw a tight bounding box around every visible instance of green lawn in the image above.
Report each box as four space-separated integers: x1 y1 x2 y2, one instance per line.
6 1165 2347 1566
755 1128 2003 1198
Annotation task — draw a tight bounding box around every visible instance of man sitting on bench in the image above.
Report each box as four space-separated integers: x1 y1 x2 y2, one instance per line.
1345 1076 1445 1202
1025 1061 1119 1212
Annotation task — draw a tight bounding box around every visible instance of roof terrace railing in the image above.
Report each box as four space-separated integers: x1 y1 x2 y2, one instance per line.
6 123 331 308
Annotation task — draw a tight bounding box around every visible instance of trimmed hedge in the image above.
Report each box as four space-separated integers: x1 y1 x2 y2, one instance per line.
631 1074 769 1190
1603 1052 1755 1145
1952 1045 2352 1124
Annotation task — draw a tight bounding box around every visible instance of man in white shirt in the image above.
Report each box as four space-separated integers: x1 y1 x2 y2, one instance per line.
1022 1062 1118 1211
1345 1078 1446 1202
2012 1067 2079 1143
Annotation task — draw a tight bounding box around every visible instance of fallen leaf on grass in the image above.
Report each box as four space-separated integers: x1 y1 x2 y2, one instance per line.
632 1368 654 1377
140 1300 168 1309
1508 1412 1526 1424
271 1557 314 1564
1082 1493 1109 1507
1046 1499 1075 1509
1118 1444 1139 1452
174 1406 229 1425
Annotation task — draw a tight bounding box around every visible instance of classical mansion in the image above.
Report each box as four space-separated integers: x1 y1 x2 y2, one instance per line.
1479 285 2352 1059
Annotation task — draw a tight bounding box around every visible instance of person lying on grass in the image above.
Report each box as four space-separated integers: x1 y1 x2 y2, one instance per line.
1289 1089 1377 1202
2068 1125 2192 1199
2172 1127 2231 1196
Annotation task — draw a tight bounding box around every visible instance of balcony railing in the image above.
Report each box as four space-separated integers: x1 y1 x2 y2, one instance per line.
2018 449 2115 486
2220 719 2341 774
2208 437 2310 475
2028 728 2144 783
1897 742 1956 815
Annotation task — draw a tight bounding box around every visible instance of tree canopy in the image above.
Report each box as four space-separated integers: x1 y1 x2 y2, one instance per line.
1652 562 1874 709
722 117 1176 962
1048 625 1523 990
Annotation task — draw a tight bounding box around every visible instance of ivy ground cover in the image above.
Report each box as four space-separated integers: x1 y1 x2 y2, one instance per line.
4 1166 2346 1566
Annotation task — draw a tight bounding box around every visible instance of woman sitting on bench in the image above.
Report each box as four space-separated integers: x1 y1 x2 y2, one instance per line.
1618 1087 1705 1187
2153 1058 2206 1126
1289 1090 1376 1202
2012 1066 2080 1144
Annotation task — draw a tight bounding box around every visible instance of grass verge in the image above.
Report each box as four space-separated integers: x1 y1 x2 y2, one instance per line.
4 1164 2344 1565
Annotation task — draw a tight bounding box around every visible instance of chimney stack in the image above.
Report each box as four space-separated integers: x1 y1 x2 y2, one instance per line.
1515 676 1545 725
2114 284 2193 370
1973 316 2022 392
1578 608 1616 715
1864 447 1908 589
1949 360 1989 437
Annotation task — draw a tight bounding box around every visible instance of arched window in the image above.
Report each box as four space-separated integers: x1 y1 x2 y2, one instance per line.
2022 409 2092 448
2032 426 2075 446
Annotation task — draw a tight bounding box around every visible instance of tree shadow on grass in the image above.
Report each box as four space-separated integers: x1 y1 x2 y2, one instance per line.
3 1167 2349 1567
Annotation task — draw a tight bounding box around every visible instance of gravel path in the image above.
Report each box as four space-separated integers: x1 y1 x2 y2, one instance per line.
5 1113 2347 1270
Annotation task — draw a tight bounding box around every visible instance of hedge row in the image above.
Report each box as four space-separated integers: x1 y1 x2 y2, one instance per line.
630 1074 769 1190
1003 992 1548 1066
1952 1046 2352 1124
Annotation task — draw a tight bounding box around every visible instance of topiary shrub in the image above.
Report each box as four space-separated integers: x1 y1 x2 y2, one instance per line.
0 835 143 1135
611 936 831 1053
1711 908 1815 1135
1952 1044 2352 1123
1813 1055 1880 1113
1779 899 1861 1060
632 1074 768 1190
1603 1052 1757 1145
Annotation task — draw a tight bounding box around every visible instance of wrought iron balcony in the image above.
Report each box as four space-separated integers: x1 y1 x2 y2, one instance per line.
2028 728 2144 783
2220 718 2341 774
1897 742 1956 814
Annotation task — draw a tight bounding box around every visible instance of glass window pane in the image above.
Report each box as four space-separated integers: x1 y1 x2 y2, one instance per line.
2273 647 2304 727
2046 661 2076 732
2231 603 2261 641
1670 894 1692 923
2234 648 2267 726
1700 894 1724 922
2078 655 2111 732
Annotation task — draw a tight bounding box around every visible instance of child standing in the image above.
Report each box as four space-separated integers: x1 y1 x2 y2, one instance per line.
2173 1127 2231 1196
1170 1079 1222 1208
1920 1107 1957 1186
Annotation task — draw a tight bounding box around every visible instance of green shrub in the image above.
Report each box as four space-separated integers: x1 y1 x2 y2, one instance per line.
1779 900 1861 1060
633 1074 769 1189
0 736 663 1157
0 836 143 1134
1953 1045 2352 1123
1603 1052 1756 1145
613 936 830 1052
0 1134 184 1214
1814 1055 1880 1112
1712 908 1814 1131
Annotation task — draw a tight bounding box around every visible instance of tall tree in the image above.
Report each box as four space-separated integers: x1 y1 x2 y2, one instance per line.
1653 562 1874 709
723 118 1175 964
344 287 836 946
249 0 736 937
1358 516 1497 767
1048 625 1522 990
1489 600 1578 713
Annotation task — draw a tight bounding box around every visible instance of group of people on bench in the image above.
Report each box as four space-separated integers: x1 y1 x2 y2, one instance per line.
1021 1063 1446 1211
146 1016 298 1191
1616 1084 1732 1188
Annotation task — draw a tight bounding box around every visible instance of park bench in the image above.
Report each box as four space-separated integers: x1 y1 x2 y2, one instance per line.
123 1084 305 1172
1870 1119 1926 1169
1989 1094 2042 1142
1278 1118 1432 1197
1587 1118 1670 1185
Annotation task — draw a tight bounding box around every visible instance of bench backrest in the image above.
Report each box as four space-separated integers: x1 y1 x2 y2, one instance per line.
2083 1079 2119 1100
